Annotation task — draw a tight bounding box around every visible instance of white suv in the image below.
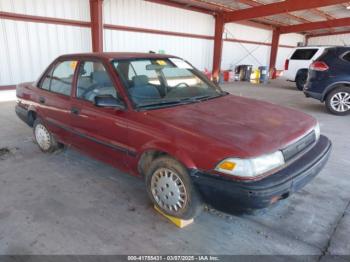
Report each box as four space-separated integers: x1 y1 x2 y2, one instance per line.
284 46 331 90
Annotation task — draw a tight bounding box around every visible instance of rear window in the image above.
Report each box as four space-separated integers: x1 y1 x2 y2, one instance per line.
290 49 318 60
343 52 350 62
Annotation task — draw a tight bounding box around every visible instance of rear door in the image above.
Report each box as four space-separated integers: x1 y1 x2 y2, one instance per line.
69 59 132 171
338 50 350 79
288 48 319 80
35 60 78 144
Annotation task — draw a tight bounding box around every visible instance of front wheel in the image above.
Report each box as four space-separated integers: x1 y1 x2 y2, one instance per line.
325 87 350 116
145 156 202 219
33 119 60 152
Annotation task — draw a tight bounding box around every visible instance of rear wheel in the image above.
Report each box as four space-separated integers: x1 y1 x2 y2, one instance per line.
145 156 202 219
33 119 60 152
295 71 307 91
325 87 350 116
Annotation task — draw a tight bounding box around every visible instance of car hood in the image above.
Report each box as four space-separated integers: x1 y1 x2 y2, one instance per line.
146 94 316 158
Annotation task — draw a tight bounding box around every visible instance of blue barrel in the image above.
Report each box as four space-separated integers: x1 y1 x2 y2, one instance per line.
259 66 269 83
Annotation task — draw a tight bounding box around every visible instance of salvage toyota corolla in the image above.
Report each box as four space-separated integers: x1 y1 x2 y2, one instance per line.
16 53 332 218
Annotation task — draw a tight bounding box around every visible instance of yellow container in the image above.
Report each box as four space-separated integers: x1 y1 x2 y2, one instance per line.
250 69 261 80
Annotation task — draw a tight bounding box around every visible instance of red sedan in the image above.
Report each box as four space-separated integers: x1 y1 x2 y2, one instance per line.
16 53 331 218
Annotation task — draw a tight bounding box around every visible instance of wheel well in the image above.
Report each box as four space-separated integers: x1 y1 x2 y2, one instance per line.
324 84 350 101
296 69 308 77
137 150 170 176
27 111 37 127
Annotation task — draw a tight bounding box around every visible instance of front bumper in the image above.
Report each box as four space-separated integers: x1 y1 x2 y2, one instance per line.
190 135 332 214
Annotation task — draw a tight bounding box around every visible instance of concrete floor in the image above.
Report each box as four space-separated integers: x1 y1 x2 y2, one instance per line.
0 80 349 257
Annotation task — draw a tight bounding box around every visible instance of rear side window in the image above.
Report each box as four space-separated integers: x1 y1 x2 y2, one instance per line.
50 61 76 96
40 68 53 90
291 49 318 60
40 60 76 96
343 52 350 62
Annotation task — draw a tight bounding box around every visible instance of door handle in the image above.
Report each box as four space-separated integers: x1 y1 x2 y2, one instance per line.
71 107 80 115
39 97 45 104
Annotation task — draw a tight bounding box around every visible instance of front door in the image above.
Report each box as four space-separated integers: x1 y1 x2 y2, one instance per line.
69 60 132 171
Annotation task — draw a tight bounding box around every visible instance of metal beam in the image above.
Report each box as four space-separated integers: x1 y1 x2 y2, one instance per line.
145 0 215 15
0 11 90 27
104 24 214 40
269 29 280 79
223 0 348 23
307 29 350 38
280 17 350 34
212 13 224 82
89 0 104 52
236 0 310 24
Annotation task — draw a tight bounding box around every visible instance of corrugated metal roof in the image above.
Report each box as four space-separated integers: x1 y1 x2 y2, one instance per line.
166 0 350 36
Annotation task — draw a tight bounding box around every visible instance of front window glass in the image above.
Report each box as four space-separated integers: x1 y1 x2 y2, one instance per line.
112 58 225 109
77 61 117 102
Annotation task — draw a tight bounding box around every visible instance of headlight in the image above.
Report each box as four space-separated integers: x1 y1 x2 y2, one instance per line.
215 151 285 178
314 122 320 141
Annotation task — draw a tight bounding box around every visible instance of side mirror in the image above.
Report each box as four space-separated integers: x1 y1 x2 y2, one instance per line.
94 95 125 110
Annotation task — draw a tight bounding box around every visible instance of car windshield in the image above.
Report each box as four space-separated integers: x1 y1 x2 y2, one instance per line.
112 58 225 109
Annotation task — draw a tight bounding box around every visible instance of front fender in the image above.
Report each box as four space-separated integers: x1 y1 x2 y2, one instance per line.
138 140 198 170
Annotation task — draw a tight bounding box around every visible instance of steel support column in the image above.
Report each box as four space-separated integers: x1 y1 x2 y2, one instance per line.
269 29 280 79
90 0 103 52
305 35 310 46
212 13 224 83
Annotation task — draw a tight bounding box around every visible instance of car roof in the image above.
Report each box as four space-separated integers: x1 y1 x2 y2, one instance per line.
295 46 334 49
328 46 350 51
57 52 179 60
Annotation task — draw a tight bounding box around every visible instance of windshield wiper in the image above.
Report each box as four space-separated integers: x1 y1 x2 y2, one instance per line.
136 100 186 109
136 93 227 109
179 93 225 102
184 95 212 101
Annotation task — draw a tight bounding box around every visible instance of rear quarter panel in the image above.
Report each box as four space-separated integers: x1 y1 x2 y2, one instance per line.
16 82 39 113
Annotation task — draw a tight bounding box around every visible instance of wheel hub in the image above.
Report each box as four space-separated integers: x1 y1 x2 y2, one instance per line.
151 168 187 212
35 124 51 150
330 92 350 112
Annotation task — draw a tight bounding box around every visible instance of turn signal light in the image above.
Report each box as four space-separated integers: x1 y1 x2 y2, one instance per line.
218 161 236 171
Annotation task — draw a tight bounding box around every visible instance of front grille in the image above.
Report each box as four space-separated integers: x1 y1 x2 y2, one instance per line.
282 131 316 162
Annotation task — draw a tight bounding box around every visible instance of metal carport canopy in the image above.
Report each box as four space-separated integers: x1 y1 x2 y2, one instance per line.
223 0 349 23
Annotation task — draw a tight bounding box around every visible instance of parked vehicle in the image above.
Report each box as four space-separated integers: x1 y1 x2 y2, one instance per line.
16 53 332 218
304 46 350 116
284 46 331 90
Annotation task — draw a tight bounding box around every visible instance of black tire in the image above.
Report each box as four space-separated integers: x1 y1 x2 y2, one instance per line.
325 86 350 116
33 118 60 153
295 71 307 91
145 156 202 219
